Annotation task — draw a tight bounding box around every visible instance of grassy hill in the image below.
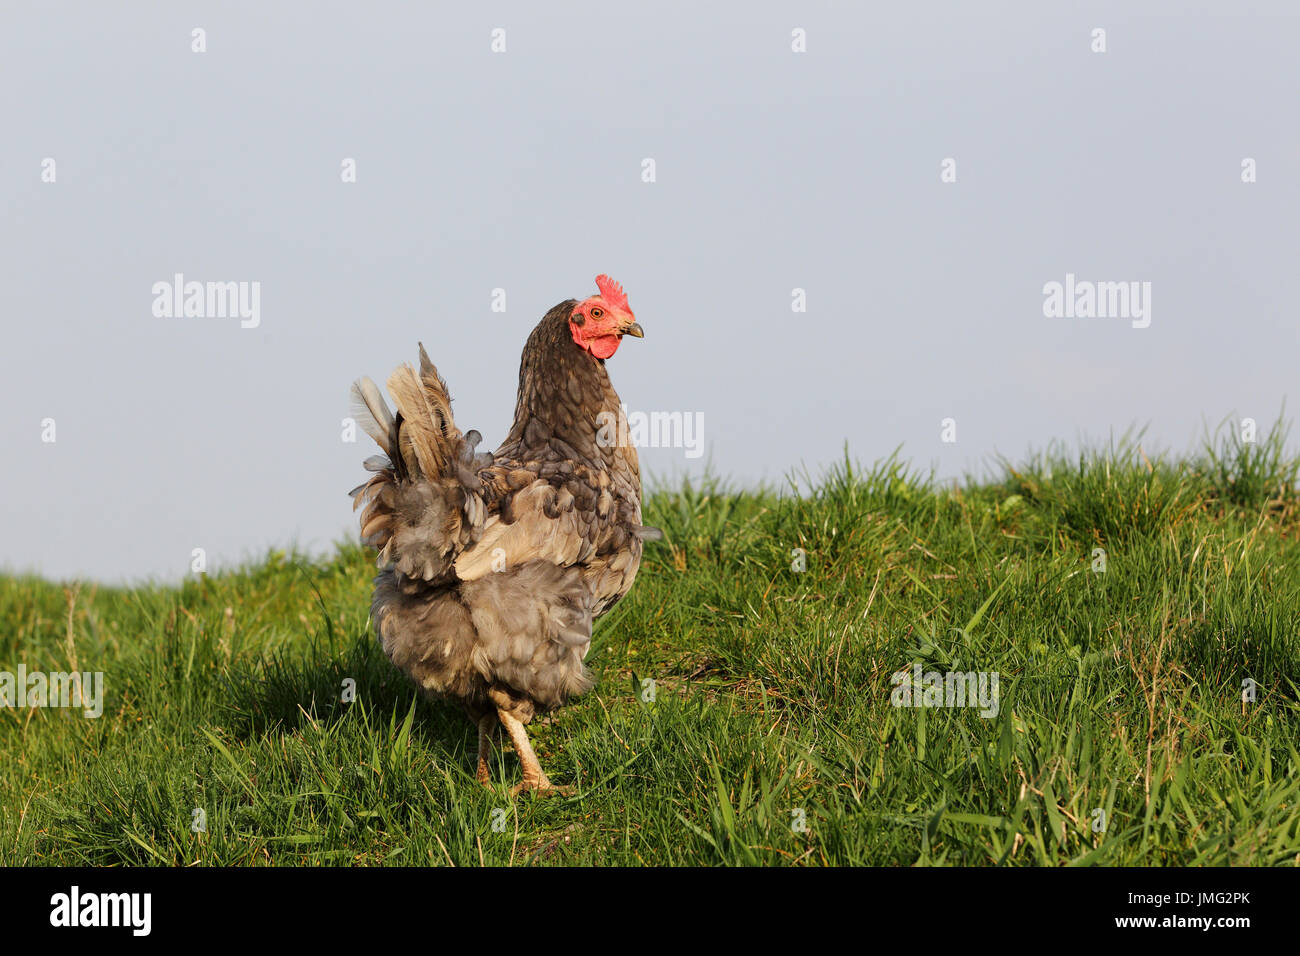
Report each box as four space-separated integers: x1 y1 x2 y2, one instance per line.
3 425 1299 866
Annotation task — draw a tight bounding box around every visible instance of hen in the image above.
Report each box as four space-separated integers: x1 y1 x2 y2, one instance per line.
348 275 657 793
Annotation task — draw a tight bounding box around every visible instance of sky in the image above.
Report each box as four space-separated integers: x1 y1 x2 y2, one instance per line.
3 1 1298 583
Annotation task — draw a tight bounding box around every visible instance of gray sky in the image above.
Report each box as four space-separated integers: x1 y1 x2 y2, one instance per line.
3 1 1298 583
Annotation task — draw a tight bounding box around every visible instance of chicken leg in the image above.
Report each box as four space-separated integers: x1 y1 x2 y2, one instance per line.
496 707 569 795
475 713 496 786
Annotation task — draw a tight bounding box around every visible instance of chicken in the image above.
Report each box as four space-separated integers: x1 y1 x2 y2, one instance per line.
348 275 658 794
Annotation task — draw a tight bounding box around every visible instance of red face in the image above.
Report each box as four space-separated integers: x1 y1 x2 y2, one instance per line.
569 275 643 360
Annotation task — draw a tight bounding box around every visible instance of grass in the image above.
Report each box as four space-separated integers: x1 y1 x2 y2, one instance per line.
3 421 1300 866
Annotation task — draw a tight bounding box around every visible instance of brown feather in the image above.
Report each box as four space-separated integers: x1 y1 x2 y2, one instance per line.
386 364 443 478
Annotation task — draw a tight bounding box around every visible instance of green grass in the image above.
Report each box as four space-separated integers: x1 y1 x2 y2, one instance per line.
3 422 1300 866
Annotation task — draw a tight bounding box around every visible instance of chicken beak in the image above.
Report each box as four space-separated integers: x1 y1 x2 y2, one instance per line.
622 321 644 338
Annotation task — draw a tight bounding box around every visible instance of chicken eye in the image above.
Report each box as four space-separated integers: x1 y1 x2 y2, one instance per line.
590 307 603 319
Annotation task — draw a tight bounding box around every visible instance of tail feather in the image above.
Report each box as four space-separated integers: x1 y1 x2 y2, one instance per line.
349 377 395 455
349 346 492 582
386 364 445 479
418 342 460 444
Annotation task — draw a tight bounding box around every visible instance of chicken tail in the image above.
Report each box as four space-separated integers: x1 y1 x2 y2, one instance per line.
348 344 494 581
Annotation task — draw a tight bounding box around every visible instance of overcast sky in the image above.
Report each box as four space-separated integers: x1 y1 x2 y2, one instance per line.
3 1 1297 583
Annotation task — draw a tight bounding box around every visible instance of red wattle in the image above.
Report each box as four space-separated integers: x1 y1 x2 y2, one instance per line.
588 335 620 360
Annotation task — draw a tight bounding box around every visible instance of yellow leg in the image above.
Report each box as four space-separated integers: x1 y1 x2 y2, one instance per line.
496 707 569 795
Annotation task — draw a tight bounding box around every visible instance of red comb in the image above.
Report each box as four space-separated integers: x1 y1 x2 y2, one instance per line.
595 274 629 310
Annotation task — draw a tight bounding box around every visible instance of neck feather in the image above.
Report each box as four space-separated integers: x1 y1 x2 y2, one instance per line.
503 301 626 461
